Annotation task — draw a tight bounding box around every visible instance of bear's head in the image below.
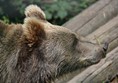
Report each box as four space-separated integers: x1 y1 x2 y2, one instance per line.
0 5 108 83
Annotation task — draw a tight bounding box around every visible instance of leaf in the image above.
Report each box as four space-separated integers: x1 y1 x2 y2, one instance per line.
19 4 26 14
44 10 52 20
58 0 72 10
50 4 59 12
57 10 67 19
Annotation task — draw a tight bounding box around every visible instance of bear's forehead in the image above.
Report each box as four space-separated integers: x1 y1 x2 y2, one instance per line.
44 23 75 35
41 22 77 42
45 26 76 38
45 31 77 46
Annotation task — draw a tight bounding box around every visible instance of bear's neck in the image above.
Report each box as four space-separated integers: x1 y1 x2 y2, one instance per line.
0 24 23 82
0 24 23 60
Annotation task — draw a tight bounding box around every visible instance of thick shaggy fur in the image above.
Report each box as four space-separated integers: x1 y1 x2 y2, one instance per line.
0 5 107 83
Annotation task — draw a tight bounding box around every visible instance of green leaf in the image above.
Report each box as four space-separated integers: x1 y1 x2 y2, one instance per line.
2 16 10 23
44 11 52 20
50 4 59 12
19 4 26 14
57 10 67 19
59 1 71 10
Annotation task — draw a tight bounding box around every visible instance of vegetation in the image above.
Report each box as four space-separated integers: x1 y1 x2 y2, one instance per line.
0 0 98 25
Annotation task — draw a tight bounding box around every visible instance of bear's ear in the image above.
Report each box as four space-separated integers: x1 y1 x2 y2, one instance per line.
25 5 46 20
23 17 46 46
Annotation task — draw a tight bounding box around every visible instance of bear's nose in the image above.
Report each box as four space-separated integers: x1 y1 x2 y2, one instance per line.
103 42 109 52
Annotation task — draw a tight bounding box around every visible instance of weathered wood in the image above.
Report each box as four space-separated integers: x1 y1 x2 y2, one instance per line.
84 15 118 53
63 0 112 31
68 46 118 83
97 26 118 44
63 0 118 37
77 0 118 36
86 15 118 40
108 38 118 52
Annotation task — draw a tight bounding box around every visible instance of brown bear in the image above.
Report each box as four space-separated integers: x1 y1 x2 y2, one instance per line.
0 5 108 83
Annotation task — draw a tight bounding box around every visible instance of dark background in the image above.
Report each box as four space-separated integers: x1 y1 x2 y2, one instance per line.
0 0 97 25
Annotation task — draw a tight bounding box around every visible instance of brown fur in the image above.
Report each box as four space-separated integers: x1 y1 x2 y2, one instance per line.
0 5 108 83
23 17 46 46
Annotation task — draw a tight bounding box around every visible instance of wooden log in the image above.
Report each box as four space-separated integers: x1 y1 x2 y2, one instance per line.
63 0 112 31
68 46 118 83
86 15 118 52
108 38 118 52
76 0 118 36
96 26 118 44
86 15 118 40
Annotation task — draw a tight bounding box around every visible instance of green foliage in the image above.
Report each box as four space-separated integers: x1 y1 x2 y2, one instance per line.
2 16 10 24
0 0 98 25
43 0 71 20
